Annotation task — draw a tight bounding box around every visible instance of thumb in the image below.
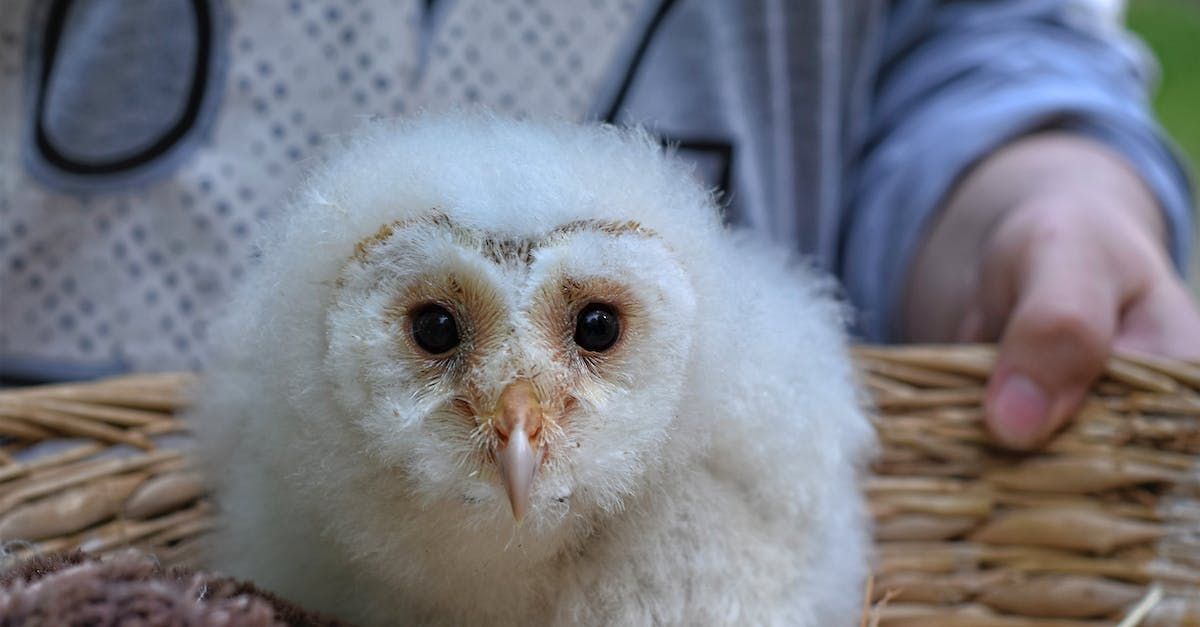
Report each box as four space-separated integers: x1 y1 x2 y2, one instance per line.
981 244 1118 449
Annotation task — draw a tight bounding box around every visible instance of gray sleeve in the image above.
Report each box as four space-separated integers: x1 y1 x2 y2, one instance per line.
841 0 1195 342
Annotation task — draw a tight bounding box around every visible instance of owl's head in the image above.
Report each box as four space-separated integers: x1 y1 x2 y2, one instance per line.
326 211 697 526
221 114 734 545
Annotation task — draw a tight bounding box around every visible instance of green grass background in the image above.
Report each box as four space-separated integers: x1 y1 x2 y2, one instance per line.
1127 0 1200 290
1129 0 1200 169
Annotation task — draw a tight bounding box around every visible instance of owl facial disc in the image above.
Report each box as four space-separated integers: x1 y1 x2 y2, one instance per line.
493 380 546 521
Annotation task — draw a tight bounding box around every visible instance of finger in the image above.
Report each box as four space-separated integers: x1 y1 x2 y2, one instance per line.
983 243 1119 449
1114 278 1200 361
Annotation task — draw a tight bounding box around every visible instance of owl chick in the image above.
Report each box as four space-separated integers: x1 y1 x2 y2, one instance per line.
192 114 875 626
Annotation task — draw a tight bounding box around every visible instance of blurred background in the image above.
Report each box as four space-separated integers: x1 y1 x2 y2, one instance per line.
1127 0 1200 291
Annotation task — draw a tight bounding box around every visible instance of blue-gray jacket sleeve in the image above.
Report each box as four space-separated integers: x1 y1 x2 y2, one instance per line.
841 0 1194 342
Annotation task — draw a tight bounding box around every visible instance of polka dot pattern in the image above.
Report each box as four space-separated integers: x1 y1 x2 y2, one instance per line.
0 0 644 374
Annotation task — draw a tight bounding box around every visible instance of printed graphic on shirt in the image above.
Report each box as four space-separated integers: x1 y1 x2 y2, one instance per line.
30 0 221 186
3 0 736 379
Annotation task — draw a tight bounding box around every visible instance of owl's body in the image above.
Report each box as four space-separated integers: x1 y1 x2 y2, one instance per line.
192 115 874 626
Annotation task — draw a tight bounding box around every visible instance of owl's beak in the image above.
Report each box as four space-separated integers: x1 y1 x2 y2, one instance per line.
494 380 545 522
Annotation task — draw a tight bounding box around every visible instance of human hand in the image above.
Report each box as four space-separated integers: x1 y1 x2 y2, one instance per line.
905 133 1200 449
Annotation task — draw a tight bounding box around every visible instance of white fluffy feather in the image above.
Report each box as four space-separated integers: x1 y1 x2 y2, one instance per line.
191 114 875 626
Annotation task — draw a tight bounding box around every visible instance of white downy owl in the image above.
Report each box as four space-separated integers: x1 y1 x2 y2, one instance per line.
192 114 875 626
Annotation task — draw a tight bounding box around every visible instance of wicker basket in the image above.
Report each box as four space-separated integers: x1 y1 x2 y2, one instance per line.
0 345 1197 626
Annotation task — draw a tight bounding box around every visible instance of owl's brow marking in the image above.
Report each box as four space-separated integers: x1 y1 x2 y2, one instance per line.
348 213 660 268
545 219 658 241
480 238 535 266
481 219 660 265
351 222 398 262
350 211 467 263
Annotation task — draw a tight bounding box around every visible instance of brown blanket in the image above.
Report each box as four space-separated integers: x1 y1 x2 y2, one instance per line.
0 550 347 626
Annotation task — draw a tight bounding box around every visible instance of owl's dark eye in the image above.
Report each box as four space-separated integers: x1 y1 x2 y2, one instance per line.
574 303 620 352
411 305 460 354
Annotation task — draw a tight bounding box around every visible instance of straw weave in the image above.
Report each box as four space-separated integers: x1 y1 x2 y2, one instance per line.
0 346 1196 626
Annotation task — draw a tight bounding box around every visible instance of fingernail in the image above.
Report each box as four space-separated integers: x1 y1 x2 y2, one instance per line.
988 373 1049 448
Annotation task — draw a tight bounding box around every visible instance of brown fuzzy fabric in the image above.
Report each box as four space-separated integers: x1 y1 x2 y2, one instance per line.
0 550 350 627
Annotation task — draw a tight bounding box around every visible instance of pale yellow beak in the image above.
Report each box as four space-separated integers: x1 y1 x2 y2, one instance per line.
493 380 545 521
